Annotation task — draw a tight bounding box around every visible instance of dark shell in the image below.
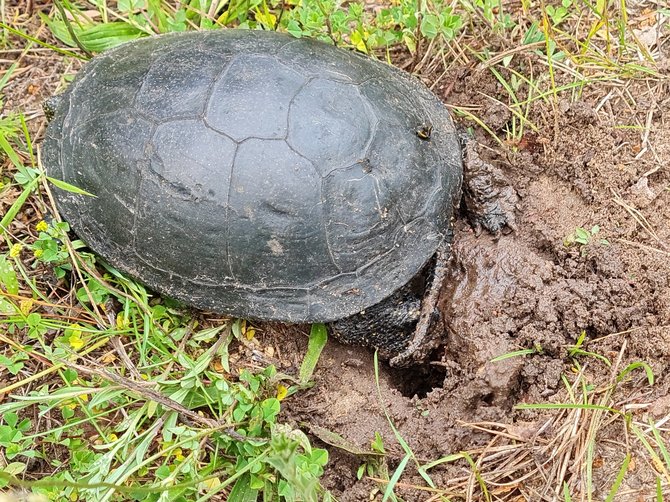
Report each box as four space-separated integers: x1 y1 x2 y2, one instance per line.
43 29 462 323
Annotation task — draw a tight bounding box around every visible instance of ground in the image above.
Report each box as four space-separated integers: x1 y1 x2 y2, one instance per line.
1 1 670 501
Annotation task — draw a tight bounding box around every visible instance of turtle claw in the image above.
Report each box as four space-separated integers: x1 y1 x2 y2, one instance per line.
472 222 483 238
462 138 519 237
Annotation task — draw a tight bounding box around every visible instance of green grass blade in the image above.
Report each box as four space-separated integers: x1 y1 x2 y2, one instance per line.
0 132 24 170
421 452 468 471
46 176 97 197
299 323 328 385
228 473 259 502
586 438 595 502
0 62 19 92
77 22 146 51
630 423 670 482
563 481 572 501
0 255 19 295
382 452 411 502
0 22 84 59
604 453 630 502
617 361 654 385
0 177 40 231
462 451 491 502
373 352 437 489
649 420 670 472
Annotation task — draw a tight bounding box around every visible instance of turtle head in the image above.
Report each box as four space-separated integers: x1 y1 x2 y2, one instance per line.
43 95 63 122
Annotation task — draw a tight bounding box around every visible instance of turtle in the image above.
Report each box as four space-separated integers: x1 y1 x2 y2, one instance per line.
42 29 512 367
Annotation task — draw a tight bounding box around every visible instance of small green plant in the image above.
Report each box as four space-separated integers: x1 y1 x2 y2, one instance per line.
31 220 71 278
563 225 610 253
265 424 330 500
0 412 33 462
545 0 574 26
0 351 29 375
40 0 463 57
356 432 386 480
0 254 19 312
0 322 331 500
463 0 515 31
566 331 654 386
567 330 611 368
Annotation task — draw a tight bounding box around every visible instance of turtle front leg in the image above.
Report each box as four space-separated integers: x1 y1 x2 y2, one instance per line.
461 136 519 237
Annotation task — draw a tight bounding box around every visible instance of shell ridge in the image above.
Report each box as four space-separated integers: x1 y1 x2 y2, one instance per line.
202 54 239 129
318 180 342 275
284 76 314 142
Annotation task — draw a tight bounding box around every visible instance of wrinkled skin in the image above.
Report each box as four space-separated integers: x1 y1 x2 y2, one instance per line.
462 138 519 237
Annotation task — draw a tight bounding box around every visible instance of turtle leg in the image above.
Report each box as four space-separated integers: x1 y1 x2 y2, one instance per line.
461 134 519 237
329 287 422 360
389 232 453 367
329 229 454 366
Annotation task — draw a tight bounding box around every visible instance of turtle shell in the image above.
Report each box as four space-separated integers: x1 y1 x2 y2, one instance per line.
43 29 462 323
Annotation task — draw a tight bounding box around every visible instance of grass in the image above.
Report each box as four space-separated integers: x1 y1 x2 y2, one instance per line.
1 2 467 499
0 228 330 500
1 0 669 500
